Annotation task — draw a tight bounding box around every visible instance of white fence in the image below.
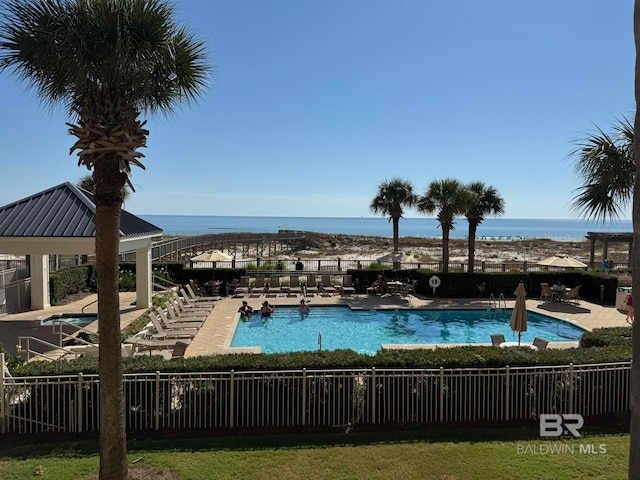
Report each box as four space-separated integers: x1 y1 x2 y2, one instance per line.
0 362 630 434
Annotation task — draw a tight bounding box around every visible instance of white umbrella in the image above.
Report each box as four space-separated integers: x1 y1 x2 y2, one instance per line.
537 254 587 268
190 250 232 262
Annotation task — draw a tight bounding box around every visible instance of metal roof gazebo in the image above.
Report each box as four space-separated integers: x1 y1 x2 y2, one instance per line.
0 182 163 310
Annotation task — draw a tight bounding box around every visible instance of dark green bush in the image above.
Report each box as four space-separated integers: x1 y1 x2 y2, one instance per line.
11 343 631 377
49 265 94 305
579 327 633 348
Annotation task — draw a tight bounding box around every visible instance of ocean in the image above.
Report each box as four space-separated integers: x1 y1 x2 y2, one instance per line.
139 215 632 241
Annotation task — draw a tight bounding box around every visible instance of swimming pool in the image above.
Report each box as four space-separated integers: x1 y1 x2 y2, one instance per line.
230 307 586 354
41 313 98 327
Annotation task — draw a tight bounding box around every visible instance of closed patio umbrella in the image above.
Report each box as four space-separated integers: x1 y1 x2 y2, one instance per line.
190 250 232 262
537 254 587 268
510 281 528 346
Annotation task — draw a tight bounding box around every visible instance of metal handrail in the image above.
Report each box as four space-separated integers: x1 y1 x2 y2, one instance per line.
17 336 80 362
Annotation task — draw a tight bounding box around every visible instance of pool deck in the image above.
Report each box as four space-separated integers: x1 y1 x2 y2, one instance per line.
0 291 631 358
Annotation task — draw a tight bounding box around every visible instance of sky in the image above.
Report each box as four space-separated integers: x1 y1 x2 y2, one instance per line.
0 0 635 220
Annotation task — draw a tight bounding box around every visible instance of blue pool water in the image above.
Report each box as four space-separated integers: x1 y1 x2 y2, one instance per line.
41 313 98 327
230 307 586 354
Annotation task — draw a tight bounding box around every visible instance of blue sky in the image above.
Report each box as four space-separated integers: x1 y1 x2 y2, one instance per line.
0 0 634 220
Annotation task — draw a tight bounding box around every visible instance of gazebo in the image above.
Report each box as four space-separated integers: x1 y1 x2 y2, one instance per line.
585 231 633 269
0 182 163 310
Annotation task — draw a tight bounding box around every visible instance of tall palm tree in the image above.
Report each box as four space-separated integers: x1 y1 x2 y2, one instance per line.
569 117 634 220
417 178 466 273
370 178 417 253
463 182 505 273
78 173 131 205
0 1 209 479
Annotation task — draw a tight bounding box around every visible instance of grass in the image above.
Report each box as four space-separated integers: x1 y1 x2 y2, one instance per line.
0 426 629 479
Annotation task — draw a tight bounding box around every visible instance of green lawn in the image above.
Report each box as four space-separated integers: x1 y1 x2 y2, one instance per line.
0 427 629 480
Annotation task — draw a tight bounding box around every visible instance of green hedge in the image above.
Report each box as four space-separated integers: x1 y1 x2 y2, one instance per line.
49 265 95 305
579 326 633 348
11 341 631 377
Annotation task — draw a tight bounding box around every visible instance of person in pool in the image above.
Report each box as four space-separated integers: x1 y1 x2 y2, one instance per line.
299 299 310 314
237 300 253 319
260 301 274 318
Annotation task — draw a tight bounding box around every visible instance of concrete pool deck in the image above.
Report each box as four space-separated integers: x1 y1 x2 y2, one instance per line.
0 291 631 358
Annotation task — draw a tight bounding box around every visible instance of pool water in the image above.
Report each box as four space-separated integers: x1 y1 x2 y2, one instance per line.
231 307 585 354
41 313 98 327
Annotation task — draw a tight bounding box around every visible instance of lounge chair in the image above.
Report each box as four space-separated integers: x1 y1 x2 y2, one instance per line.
185 283 219 303
341 275 355 295
250 276 266 297
266 276 282 297
319 275 337 296
539 283 554 303
125 336 190 353
533 337 550 350
162 303 206 324
233 276 250 297
173 291 212 313
490 334 506 346
305 275 319 296
148 312 198 339
565 286 581 304
288 275 302 296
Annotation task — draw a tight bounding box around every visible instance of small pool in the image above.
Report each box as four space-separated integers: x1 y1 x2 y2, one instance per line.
41 313 98 327
231 307 586 354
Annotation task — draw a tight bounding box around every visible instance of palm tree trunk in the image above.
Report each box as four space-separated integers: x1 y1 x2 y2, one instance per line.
392 216 400 252
442 228 450 273
94 160 128 480
631 2 640 477
468 222 478 274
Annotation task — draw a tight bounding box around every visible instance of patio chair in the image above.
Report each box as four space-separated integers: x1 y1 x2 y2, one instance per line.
341 275 355 295
533 337 550 350
266 276 282 297
155 307 203 328
288 275 302 296
539 283 554 303
565 286 581 304
233 276 250 297
170 341 190 360
490 334 505 346
305 275 319 296
320 275 337 296
250 275 266 297
185 283 219 303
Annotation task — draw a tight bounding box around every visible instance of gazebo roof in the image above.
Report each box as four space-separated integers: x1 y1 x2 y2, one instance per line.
0 182 162 238
585 231 633 242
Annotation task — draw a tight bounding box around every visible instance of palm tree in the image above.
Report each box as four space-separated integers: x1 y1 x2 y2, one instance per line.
417 179 466 273
463 182 505 273
77 173 130 205
569 117 634 220
0 2 209 478
370 178 417 253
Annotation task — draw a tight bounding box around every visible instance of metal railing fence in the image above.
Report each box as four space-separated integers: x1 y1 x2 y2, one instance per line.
1 362 630 434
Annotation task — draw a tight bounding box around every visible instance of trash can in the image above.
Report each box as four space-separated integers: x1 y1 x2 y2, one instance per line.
616 286 632 310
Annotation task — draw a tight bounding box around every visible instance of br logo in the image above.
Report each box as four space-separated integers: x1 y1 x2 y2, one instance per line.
539 414 584 437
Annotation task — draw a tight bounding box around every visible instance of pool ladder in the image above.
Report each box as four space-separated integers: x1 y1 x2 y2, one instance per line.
488 293 506 310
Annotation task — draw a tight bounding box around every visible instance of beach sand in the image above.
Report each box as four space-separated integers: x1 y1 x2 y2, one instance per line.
276 232 625 266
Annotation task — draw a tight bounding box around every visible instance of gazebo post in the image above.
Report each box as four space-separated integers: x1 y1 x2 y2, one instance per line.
30 254 50 309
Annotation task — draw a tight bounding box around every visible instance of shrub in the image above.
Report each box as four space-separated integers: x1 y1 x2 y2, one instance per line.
579 327 633 348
